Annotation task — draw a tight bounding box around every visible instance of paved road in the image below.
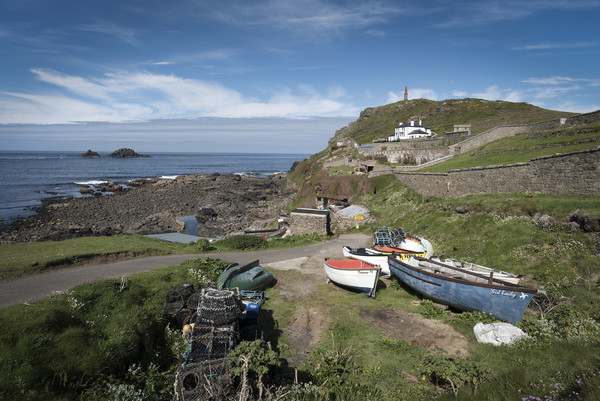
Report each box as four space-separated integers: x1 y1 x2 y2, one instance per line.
0 233 371 308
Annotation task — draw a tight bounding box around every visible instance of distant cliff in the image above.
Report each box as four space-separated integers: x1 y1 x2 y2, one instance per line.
80 148 150 158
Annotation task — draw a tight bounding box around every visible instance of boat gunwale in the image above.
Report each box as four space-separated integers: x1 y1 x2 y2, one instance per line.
442 257 524 279
389 257 537 293
324 259 379 272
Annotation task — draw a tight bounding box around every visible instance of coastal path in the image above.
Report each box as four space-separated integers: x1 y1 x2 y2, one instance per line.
0 233 371 308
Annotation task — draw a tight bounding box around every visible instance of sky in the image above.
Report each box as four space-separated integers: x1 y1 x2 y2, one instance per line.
0 0 599 153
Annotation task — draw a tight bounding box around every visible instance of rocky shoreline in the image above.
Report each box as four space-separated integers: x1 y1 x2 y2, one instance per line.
0 173 297 244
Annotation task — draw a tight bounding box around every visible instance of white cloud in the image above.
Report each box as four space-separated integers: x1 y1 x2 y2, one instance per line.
453 90 467 97
409 88 440 100
553 101 600 114
388 88 439 103
472 85 502 100
512 42 597 51
78 23 143 47
0 69 358 124
470 85 523 102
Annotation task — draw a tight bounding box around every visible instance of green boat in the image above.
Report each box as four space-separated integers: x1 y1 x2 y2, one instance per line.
216 260 274 291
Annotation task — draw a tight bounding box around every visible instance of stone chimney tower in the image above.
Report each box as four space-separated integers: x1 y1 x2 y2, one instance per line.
404 86 408 101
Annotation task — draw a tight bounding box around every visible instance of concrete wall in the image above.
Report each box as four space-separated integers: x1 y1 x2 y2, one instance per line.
392 147 600 198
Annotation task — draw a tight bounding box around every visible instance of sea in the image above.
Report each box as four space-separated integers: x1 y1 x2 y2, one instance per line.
0 151 308 225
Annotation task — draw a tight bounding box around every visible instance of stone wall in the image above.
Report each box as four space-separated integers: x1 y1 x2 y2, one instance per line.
392 147 600 197
290 209 331 236
450 109 600 155
366 146 451 165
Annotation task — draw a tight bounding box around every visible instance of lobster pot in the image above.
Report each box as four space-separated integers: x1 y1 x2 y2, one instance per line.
390 227 406 245
164 284 196 316
187 290 203 311
196 288 241 326
189 323 239 361
174 308 194 329
239 320 262 342
175 358 230 401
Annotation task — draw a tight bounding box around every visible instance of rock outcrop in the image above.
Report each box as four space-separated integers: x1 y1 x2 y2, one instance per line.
0 173 296 244
109 148 150 158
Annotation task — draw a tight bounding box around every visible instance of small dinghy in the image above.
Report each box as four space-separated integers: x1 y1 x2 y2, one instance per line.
216 260 274 291
324 259 381 297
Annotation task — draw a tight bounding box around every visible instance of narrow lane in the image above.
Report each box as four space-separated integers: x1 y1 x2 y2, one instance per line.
0 233 370 308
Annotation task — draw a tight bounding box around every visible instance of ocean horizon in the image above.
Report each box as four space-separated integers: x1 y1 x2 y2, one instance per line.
0 150 309 225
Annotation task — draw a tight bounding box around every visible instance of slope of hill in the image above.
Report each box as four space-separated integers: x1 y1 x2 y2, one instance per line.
330 98 575 146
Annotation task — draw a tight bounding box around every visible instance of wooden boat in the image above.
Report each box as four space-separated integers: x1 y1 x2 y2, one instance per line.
342 246 391 276
243 226 287 239
388 256 537 324
373 227 433 257
434 258 523 285
369 245 427 259
324 259 381 297
216 260 274 291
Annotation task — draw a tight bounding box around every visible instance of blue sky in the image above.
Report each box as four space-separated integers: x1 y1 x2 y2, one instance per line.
1 0 599 153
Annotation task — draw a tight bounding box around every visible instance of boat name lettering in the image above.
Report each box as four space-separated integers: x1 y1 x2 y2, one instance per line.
490 289 517 299
358 270 371 274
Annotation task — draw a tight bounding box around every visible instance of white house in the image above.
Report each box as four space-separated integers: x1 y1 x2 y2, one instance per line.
388 120 432 141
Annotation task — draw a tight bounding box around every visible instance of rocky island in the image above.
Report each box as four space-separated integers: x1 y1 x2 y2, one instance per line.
80 148 150 158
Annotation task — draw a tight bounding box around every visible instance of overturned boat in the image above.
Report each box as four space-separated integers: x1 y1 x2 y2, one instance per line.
216 260 274 291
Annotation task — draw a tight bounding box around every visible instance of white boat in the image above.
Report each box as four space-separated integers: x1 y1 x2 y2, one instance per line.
342 246 391 276
323 259 381 297
434 258 523 285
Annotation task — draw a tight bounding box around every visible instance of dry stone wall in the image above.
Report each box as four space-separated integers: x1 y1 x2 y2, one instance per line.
450 109 600 155
392 147 600 198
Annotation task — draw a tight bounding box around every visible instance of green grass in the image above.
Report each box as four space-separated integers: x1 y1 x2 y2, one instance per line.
420 123 600 172
326 165 355 176
0 235 197 282
0 233 325 282
2 175 600 399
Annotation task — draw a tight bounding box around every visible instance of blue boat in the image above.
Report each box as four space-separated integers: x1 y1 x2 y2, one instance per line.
388 257 537 324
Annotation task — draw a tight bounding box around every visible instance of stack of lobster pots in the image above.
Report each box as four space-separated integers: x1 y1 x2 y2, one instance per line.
173 287 242 401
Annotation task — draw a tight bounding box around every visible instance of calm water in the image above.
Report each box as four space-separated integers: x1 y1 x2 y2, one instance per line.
0 151 308 224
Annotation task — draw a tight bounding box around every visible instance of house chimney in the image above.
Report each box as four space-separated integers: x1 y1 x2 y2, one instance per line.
411 121 414 126
419 119 422 125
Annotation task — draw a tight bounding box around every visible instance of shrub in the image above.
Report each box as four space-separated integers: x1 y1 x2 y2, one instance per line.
215 235 268 251
419 353 489 397
228 340 280 400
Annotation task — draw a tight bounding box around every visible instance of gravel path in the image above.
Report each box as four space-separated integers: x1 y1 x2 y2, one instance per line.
0 233 371 308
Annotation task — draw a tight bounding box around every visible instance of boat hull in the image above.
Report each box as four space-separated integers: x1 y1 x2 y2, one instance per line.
324 259 380 297
369 245 427 260
342 246 391 276
388 257 536 324
217 260 274 291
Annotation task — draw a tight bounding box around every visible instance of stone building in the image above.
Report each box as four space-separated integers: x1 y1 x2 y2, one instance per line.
289 208 331 236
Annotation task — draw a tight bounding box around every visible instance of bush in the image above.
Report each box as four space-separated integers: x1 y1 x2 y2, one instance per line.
215 235 268 251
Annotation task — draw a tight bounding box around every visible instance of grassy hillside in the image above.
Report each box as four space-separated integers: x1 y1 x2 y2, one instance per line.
420 122 600 172
1 184 599 400
332 98 575 145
